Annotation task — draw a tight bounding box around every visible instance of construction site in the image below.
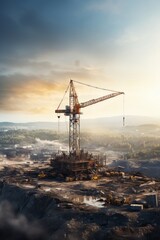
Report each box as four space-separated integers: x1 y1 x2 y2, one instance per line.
0 80 160 239
0 156 160 239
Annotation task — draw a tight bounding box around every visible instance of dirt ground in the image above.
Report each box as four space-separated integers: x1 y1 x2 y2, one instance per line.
0 158 160 239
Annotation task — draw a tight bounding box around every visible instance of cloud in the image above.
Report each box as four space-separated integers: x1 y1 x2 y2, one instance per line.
87 0 124 14
0 8 59 58
0 73 57 112
0 0 120 66
115 30 139 45
0 0 98 59
0 65 104 114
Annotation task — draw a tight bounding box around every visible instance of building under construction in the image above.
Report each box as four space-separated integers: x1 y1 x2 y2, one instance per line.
51 150 100 180
51 80 124 179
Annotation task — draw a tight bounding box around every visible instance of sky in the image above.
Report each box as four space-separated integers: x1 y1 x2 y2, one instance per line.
0 0 160 122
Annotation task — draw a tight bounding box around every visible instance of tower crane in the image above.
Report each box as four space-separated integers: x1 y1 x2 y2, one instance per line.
55 80 124 156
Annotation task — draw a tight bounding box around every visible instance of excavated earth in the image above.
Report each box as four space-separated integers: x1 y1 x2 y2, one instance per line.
0 159 160 239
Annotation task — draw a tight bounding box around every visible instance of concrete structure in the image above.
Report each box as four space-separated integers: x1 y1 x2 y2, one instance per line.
130 204 143 211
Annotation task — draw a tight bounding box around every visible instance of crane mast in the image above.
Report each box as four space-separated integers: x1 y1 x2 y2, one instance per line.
55 80 124 156
69 80 80 156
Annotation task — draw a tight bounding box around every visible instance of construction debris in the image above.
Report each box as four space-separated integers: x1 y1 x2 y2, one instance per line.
0 158 159 239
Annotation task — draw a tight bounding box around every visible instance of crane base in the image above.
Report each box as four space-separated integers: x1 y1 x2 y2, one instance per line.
50 151 99 180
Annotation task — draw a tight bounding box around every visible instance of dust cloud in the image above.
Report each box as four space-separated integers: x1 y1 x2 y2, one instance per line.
0 201 46 240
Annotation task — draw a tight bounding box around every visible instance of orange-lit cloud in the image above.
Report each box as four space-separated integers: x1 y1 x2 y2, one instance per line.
0 65 106 116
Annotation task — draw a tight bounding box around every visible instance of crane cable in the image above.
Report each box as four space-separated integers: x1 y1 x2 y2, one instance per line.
123 94 125 127
56 83 69 145
73 79 125 127
72 79 123 93
57 114 60 140
56 83 70 111
65 115 69 133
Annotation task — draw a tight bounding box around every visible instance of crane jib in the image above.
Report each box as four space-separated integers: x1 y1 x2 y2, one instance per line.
80 92 124 108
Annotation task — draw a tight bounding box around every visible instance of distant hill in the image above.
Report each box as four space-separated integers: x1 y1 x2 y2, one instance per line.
0 121 57 129
81 116 160 130
0 116 160 131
